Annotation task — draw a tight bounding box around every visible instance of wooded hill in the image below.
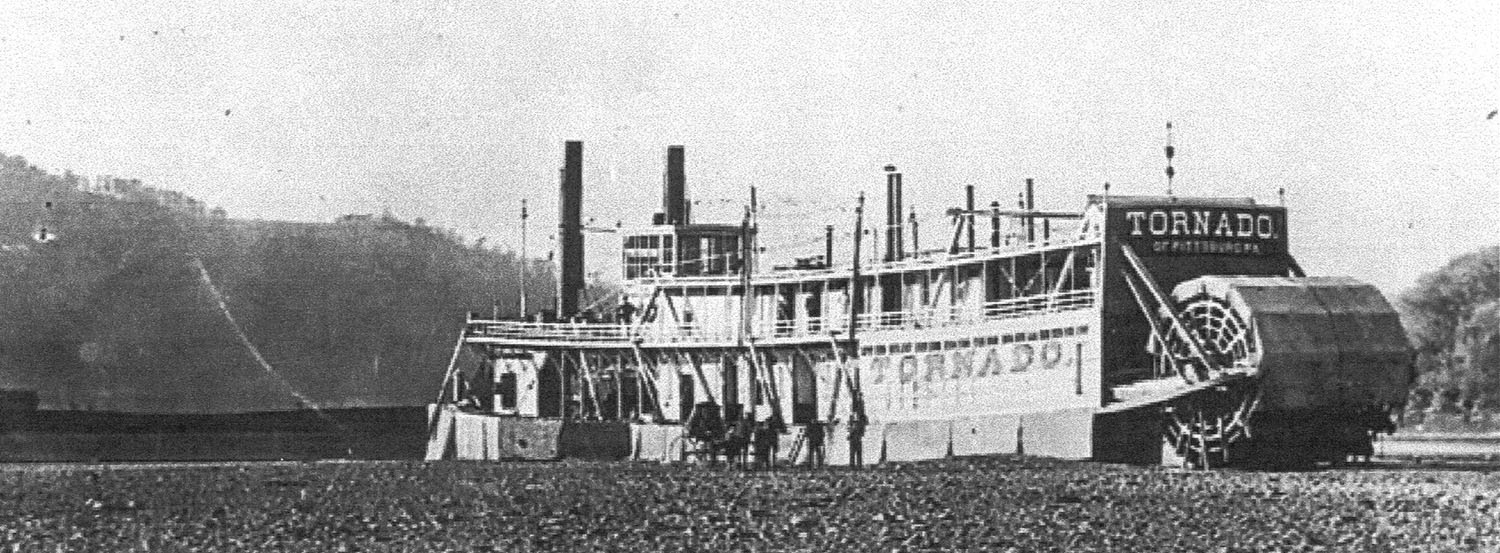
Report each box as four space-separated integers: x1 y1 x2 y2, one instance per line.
0 154 553 412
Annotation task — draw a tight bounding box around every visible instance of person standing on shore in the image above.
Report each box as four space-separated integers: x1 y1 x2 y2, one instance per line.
804 420 825 468
847 412 866 469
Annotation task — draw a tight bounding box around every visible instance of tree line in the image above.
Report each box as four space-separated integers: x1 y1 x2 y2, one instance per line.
0 153 553 412
1399 244 1500 419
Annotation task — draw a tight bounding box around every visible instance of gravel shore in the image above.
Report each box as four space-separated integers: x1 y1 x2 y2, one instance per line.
3 456 1497 552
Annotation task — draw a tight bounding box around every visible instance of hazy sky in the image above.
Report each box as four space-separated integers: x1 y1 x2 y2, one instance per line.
2 1 1496 294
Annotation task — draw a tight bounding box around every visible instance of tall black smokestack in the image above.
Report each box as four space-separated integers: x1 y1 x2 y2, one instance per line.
884 165 903 261
558 141 585 317
664 145 687 225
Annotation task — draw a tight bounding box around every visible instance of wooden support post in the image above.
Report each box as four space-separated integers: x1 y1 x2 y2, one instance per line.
579 352 604 420
748 340 783 422
742 347 773 420
631 344 664 419
557 353 568 419
827 361 845 421
681 350 718 405
631 353 642 419
616 355 624 421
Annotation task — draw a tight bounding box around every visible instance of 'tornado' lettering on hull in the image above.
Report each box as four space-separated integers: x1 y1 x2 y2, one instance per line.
868 341 1071 385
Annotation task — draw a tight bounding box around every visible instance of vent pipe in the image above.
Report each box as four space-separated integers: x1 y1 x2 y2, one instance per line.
824 225 834 268
664 145 687 225
558 141 585 317
989 201 1001 248
908 207 919 256
1025 178 1036 244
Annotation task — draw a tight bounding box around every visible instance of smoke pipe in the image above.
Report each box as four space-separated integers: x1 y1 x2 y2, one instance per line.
825 225 834 268
664 145 687 225
965 185 976 252
990 201 1001 248
1025 178 1035 244
908 208 919 257
558 140 585 317
1020 193 1032 247
895 172 904 258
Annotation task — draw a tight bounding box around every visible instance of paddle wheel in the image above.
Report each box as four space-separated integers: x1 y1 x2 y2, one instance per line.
1150 275 1410 468
1154 291 1262 468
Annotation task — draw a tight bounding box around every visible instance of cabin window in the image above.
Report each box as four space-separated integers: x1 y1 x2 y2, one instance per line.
678 235 702 275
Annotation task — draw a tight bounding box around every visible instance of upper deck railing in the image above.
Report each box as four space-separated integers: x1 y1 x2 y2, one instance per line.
465 289 1097 348
626 231 1103 290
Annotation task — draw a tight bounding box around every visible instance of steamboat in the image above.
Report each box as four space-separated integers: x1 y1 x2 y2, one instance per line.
426 141 1412 468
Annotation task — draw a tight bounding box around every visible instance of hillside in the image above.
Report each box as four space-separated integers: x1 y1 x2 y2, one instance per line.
0 154 553 412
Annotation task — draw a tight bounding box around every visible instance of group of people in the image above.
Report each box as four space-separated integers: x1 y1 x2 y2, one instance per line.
703 411 869 470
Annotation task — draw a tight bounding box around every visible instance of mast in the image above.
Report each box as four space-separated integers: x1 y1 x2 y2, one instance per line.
965 184 976 252
738 207 753 346
1165 121 1176 196
749 186 759 276
519 198 528 318
848 193 865 344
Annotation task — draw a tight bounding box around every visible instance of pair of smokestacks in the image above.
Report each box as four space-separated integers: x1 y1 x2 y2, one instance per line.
556 142 688 316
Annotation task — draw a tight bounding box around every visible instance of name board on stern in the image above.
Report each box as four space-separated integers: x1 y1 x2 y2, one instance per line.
1111 205 1286 256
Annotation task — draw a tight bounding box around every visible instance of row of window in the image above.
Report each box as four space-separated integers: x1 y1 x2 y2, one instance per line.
858 325 1090 357
624 235 673 249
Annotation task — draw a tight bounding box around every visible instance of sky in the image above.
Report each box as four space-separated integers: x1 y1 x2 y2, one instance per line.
1 1 1496 295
